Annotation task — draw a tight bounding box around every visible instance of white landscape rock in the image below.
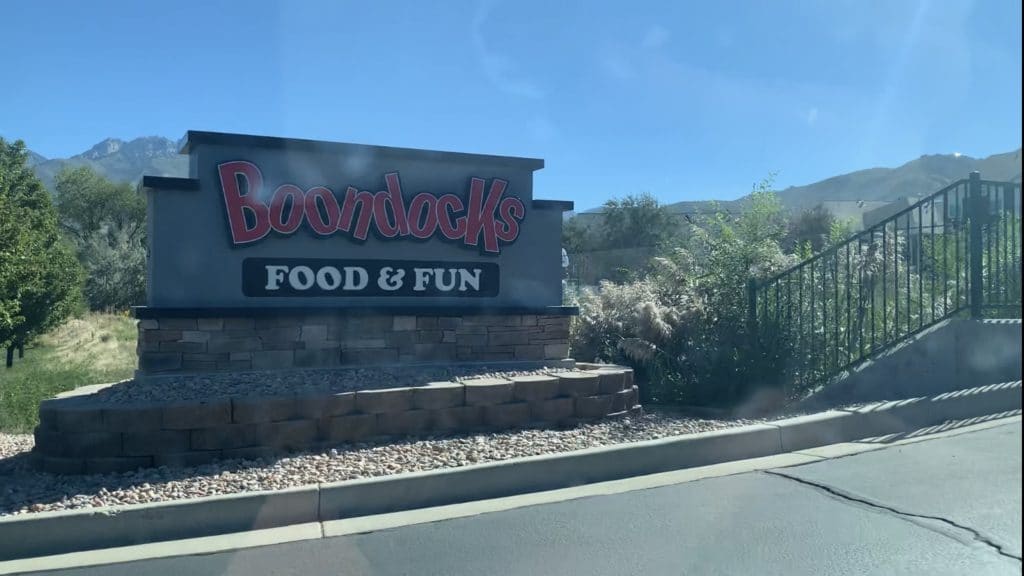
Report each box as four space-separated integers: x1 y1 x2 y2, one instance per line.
0 412 759 517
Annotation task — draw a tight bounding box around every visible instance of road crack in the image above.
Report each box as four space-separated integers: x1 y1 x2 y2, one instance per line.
765 469 1022 562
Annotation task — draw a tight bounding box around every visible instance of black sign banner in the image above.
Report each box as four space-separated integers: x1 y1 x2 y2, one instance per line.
242 258 500 297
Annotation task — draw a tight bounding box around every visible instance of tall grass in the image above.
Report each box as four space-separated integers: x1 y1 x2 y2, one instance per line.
0 313 136 433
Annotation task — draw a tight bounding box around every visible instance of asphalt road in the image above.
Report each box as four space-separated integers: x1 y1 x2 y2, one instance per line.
29 422 1023 576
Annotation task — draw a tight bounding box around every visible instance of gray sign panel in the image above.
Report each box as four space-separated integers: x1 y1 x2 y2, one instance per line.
142 131 572 311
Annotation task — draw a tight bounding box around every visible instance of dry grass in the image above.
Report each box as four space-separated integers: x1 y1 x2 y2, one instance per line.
0 313 137 432
36 312 137 373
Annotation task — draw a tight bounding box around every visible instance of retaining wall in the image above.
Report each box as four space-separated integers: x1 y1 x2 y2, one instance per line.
800 318 1022 410
32 366 638 475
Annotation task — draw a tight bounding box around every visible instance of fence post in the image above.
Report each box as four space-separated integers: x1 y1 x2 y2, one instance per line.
968 171 984 318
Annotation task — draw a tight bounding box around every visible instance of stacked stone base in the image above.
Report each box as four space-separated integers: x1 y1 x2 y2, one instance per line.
136 313 572 375
32 365 639 475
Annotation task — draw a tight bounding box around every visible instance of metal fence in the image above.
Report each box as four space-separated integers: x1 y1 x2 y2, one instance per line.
751 172 1021 393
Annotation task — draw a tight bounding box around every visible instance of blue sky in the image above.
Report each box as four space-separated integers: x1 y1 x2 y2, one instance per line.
2 0 1020 208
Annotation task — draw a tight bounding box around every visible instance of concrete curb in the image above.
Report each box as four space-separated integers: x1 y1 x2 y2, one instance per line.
0 486 318 562
1 381 1020 561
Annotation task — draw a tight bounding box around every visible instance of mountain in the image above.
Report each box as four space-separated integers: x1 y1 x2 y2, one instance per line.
770 149 1022 211
646 148 1021 217
29 136 188 191
27 136 1023 211
25 149 48 167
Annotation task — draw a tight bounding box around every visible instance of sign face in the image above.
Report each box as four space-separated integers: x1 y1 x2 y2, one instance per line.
219 162 525 254
242 258 499 297
142 131 570 310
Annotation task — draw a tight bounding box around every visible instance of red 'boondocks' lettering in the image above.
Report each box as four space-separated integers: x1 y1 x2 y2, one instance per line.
408 193 439 239
383 173 410 236
218 165 523 251
372 190 401 238
464 178 507 253
269 184 306 234
304 186 341 235
436 194 466 240
495 196 525 242
219 161 271 244
339 187 377 241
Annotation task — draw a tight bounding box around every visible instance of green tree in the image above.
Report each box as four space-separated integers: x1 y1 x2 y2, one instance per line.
784 204 834 253
54 166 147 310
0 138 83 367
599 192 680 250
54 166 146 243
0 192 25 351
565 192 682 284
79 224 147 310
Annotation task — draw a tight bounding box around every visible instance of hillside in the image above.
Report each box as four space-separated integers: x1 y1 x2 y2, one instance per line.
651 148 1021 216
772 149 1022 211
29 136 187 191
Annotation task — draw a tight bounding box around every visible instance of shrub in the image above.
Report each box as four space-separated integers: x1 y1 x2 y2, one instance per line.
571 183 798 407
78 223 147 311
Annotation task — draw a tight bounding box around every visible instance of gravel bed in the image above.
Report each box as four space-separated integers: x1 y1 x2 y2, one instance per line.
0 411 757 516
86 366 581 406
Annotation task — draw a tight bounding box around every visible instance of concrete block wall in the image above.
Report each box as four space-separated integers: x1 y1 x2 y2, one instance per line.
801 318 1023 410
136 314 572 375
32 367 640 475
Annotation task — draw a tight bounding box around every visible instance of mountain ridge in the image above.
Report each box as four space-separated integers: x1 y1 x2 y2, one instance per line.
28 136 187 191
24 137 1022 213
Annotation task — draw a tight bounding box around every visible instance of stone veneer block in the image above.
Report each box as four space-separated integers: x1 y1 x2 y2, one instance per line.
189 424 262 450
123 430 189 456
34 455 85 475
510 374 560 401
257 420 318 449
432 406 483 430
138 352 182 372
591 370 628 394
462 377 514 406
555 372 600 397
252 350 294 370
393 316 417 331
482 402 530 429
355 388 413 414
154 451 222 468
611 388 630 412
197 318 224 331
292 391 352 419
64 432 122 458
324 414 377 442
543 343 570 359
412 382 466 410
377 410 432 436
160 318 197 330
529 397 575 423
624 385 639 407
84 456 152 474
54 406 105 432
162 399 231 430
576 394 615 419
232 395 296 424
222 446 278 461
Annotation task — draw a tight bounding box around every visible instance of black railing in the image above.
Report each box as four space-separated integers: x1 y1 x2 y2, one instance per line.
751 172 1021 395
